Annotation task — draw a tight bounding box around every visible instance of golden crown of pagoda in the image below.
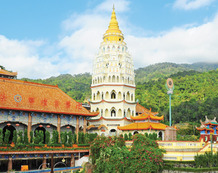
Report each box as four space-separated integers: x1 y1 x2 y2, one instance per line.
103 5 124 42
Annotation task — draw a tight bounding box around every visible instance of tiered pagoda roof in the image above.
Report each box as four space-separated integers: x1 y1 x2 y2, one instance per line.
196 116 218 132
0 77 98 116
118 104 167 131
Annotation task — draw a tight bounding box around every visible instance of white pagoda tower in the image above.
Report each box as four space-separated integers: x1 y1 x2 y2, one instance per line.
88 7 136 136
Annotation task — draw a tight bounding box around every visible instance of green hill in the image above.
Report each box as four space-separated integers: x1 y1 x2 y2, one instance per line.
21 62 218 123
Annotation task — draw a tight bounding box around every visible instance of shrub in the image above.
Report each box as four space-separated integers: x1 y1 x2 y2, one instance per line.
195 152 218 168
128 133 132 140
4 130 10 144
0 129 3 144
61 131 67 145
24 129 28 144
67 131 73 145
45 131 50 144
30 131 33 143
124 133 128 141
12 130 17 145
51 130 59 144
17 131 23 144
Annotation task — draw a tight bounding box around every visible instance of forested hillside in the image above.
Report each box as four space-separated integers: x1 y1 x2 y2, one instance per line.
135 62 218 83
21 62 218 124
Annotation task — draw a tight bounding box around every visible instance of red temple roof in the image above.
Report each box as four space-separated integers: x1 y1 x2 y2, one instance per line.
0 78 98 116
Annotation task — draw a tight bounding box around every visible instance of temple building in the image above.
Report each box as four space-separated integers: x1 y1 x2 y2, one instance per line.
196 116 218 142
0 66 17 79
118 103 167 140
0 76 98 143
88 7 169 138
88 6 137 136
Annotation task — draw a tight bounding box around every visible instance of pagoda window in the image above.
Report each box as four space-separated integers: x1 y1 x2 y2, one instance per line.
131 94 134 101
126 92 130 101
117 76 119 82
205 136 208 141
105 92 109 99
93 94 96 101
102 93 104 100
123 93 125 100
133 131 138 135
111 109 116 117
112 75 115 82
118 92 122 99
97 91 100 100
111 91 116 99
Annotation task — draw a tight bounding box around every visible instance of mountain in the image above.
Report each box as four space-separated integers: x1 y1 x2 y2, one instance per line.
135 62 218 84
21 62 218 123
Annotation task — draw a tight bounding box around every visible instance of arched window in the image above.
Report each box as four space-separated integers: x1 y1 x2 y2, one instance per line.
131 94 134 101
118 92 122 99
105 109 109 117
102 93 104 100
105 91 109 99
93 94 95 101
97 91 100 100
123 93 125 100
112 75 115 82
111 108 116 117
111 90 116 99
126 92 130 101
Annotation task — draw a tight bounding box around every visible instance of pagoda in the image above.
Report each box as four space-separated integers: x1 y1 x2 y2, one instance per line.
196 116 218 142
118 103 168 140
88 6 136 136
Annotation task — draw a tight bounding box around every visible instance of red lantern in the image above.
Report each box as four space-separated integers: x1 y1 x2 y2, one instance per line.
46 125 50 128
39 125 43 127
16 123 19 126
7 123 11 126
66 126 70 129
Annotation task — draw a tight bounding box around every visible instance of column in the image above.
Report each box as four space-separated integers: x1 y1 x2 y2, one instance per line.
70 154 75 167
8 155 12 172
76 116 79 143
42 155 47 169
83 118 87 134
27 113 32 143
57 115 61 143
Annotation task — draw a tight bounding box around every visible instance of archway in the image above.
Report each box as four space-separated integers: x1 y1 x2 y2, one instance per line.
35 127 46 144
111 90 116 99
110 129 117 136
3 125 16 144
158 131 163 140
111 108 116 117
133 131 139 135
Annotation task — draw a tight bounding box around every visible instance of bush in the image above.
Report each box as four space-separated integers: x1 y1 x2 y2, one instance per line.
67 131 73 145
0 129 3 144
24 129 28 144
51 130 59 144
61 131 67 145
4 130 10 144
12 130 17 145
91 134 165 173
124 133 128 141
17 131 23 144
128 133 132 140
30 131 33 143
195 152 218 168
45 131 50 144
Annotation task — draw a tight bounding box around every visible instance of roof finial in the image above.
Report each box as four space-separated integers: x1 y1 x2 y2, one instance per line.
113 4 115 11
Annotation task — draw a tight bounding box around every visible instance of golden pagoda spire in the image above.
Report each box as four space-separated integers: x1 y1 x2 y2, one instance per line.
103 5 124 42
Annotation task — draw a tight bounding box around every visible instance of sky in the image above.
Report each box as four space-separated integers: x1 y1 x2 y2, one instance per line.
0 0 218 79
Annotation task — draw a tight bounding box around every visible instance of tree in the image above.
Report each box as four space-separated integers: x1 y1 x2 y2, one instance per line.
30 131 33 143
0 129 3 145
17 131 23 144
45 131 50 144
12 130 17 145
24 129 28 144
4 130 10 144
68 131 73 145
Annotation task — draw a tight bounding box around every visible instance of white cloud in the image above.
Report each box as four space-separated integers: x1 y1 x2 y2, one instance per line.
126 14 218 68
0 35 59 79
173 0 215 10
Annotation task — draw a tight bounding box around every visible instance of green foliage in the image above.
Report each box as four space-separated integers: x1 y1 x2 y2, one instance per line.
67 131 73 145
195 152 218 168
78 132 85 144
12 130 17 145
0 129 3 144
124 133 128 140
91 134 165 173
17 131 23 144
51 130 59 144
34 131 40 144
39 131 44 144
30 131 33 143
73 133 77 144
61 131 68 145
4 130 10 144
128 133 132 140
45 131 50 144
24 129 28 144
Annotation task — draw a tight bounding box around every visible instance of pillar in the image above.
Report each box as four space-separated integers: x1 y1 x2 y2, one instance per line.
57 115 61 143
70 154 75 167
83 118 87 134
28 113 32 143
76 116 79 143
42 155 47 169
8 155 12 172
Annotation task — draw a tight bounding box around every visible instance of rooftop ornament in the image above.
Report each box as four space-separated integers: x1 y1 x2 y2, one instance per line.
166 78 174 127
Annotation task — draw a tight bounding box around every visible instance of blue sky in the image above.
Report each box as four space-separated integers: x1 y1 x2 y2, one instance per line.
0 0 218 79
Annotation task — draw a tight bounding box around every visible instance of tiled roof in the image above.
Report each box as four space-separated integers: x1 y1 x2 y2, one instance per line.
131 114 164 121
0 68 17 77
117 122 168 131
196 127 214 131
0 78 98 116
136 103 158 115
